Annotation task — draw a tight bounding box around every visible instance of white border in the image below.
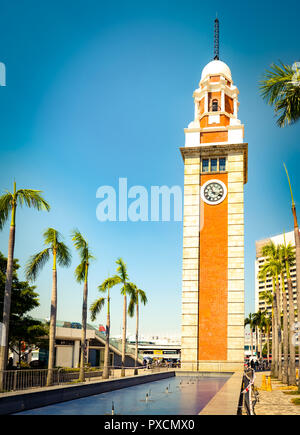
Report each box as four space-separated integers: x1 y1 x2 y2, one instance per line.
200 178 227 205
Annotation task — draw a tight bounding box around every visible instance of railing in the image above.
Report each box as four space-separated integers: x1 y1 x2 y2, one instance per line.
0 367 102 394
239 368 259 415
94 329 144 362
0 364 172 394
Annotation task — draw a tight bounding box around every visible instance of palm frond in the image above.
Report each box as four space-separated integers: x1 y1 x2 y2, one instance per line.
25 248 50 281
71 228 94 262
259 290 273 305
90 298 106 322
116 257 128 282
74 261 86 283
17 189 50 211
283 163 295 206
138 289 148 305
71 229 87 251
0 192 13 230
56 241 72 267
43 228 61 246
260 61 300 127
99 275 121 292
128 297 135 318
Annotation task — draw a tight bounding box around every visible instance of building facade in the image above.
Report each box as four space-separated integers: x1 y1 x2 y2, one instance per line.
180 58 248 372
255 230 298 317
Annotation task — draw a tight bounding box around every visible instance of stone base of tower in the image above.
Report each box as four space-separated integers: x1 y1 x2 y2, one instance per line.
180 360 244 372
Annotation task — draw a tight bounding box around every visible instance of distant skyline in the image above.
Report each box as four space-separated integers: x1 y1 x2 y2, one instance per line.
0 0 299 336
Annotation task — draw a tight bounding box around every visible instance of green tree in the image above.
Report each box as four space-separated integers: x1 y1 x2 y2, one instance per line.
259 242 282 377
113 258 134 377
90 276 120 379
0 252 47 369
252 311 265 359
259 290 273 367
280 239 297 385
127 283 148 375
260 61 300 127
283 164 300 384
71 229 95 382
26 228 71 385
9 317 48 367
0 182 50 385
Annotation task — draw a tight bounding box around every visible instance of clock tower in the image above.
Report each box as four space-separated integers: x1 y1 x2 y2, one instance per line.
180 21 248 372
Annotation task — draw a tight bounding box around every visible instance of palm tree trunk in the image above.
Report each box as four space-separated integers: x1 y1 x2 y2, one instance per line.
272 281 279 377
134 299 139 375
267 329 270 368
121 293 127 377
292 208 300 386
287 277 296 385
255 327 259 357
80 266 88 382
276 280 282 380
47 252 57 386
282 275 289 384
250 329 253 357
0 203 16 390
102 290 110 379
259 329 263 360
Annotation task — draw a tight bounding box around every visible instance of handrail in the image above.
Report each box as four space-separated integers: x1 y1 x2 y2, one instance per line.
0 364 173 394
240 368 259 415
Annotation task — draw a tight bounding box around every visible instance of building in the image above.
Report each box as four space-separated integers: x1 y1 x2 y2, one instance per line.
180 19 247 372
255 230 298 316
26 320 142 369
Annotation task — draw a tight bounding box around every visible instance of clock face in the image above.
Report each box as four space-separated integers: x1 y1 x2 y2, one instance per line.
201 179 227 205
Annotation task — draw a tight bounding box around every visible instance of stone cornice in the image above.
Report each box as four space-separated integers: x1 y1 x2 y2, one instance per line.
193 84 239 100
184 124 244 133
180 142 248 184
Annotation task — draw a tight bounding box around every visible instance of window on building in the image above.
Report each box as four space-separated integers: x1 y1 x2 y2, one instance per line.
212 99 219 112
211 158 218 172
202 159 209 172
219 158 226 171
201 158 227 173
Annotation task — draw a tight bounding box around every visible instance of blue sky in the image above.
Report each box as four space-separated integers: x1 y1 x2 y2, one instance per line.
0 0 299 337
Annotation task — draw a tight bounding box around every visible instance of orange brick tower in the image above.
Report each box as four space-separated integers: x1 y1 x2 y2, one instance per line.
180 20 248 371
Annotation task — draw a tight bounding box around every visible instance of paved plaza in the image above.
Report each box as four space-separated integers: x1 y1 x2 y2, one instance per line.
255 371 300 415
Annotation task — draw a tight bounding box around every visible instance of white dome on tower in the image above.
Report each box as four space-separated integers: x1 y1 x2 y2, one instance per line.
201 59 232 81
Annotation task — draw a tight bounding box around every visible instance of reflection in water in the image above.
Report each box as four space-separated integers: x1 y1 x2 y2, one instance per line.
17 375 229 415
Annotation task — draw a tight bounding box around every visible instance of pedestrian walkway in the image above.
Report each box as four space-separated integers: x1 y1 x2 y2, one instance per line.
254 371 300 415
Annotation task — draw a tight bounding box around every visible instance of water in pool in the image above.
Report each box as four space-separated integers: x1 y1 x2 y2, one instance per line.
16 375 229 415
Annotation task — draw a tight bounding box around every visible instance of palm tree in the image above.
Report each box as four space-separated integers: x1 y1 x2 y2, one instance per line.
284 164 300 382
90 276 120 379
0 181 50 384
25 228 71 386
259 291 273 368
113 258 134 377
71 229 95 382
259 242 282 377
244 313 255 357
127 283 148 375
263 314 272 368
260 61 300 127
281 240 297 385
279 263 289 385
253 311 265 359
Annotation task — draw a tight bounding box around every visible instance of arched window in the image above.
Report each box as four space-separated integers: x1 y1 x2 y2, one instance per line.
212 99 219 112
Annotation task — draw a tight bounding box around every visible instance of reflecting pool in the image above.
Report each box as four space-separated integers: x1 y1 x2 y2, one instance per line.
17 375 230 415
